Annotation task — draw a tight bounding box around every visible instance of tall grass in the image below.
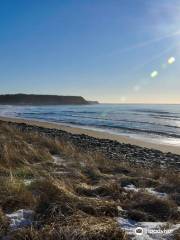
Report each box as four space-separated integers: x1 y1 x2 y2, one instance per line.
0 121 179 239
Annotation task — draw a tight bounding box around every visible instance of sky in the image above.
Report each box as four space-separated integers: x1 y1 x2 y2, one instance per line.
0 0 180 103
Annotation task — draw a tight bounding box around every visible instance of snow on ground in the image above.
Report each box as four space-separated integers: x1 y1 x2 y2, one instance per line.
6 209 34 230
24 179 34 186
123 184 167 198
52 155 66 166
124 184 139 192
118 217 180 240
146 188 167 198
52 155 70 175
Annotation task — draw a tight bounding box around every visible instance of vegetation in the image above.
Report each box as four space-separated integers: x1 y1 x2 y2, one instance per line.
0 94 89 105
0 121 179 239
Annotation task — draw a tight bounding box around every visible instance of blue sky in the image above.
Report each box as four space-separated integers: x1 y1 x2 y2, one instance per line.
0 0 180 103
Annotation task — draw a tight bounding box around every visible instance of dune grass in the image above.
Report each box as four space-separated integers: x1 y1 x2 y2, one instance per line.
0 121 179 239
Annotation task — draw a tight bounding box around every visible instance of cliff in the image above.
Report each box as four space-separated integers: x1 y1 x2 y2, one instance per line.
0 94 90 105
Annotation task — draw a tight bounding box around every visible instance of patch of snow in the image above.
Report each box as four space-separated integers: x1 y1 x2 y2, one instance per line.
79 162 86 167
24 179 34 186
124 184 139 192
123 185 167 198
52 155 69 175
118 217 180 240
52 155 66 166
145 188 167 198
117 206 124 212
6 209 34 230
52 171 69 175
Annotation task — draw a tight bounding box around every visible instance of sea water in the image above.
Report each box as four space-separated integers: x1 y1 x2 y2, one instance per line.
1 104 180 146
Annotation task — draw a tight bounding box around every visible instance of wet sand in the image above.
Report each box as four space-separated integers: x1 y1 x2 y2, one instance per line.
0 115 180 155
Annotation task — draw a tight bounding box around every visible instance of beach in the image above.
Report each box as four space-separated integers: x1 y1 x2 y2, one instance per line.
0 116 179 170
1 115 180 155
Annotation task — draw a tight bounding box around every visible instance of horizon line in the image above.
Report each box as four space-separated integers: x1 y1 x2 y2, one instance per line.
100 102 180 105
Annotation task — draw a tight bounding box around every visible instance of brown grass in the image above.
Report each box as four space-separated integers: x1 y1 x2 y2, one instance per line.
0 208 9 237
173 228 180 240
0 121 179 239
0 178 36 212
8 215 127 240
33 179 119 227
123 191 179 221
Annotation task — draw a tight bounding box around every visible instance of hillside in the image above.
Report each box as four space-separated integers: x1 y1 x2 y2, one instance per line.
0 94 90 105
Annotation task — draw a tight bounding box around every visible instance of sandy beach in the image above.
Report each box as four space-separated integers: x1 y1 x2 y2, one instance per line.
0 115 180 155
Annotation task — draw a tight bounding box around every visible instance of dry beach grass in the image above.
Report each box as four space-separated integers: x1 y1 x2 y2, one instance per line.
0 120 179 239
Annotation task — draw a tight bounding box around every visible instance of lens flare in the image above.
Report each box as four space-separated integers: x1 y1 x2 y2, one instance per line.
150 70 158 78
168 56 176 64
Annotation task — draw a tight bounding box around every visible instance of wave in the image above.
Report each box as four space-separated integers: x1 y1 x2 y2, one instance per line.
45 119 180 139
134 109 172 114
1 104 180 142
18 112 57 116
152 115 180 120
16 112 180 132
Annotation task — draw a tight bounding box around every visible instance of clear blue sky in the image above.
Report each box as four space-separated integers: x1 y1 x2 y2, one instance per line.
0 0 180 103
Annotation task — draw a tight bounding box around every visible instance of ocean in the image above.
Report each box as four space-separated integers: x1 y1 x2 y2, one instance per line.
1 104 180 146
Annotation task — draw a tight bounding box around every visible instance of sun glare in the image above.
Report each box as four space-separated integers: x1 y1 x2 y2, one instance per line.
168 56 176 64
150 70 158 78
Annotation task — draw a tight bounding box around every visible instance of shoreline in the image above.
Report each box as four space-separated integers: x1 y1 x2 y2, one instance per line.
0 115 180 155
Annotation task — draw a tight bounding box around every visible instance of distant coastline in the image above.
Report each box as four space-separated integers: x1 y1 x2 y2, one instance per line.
0 94 99 105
